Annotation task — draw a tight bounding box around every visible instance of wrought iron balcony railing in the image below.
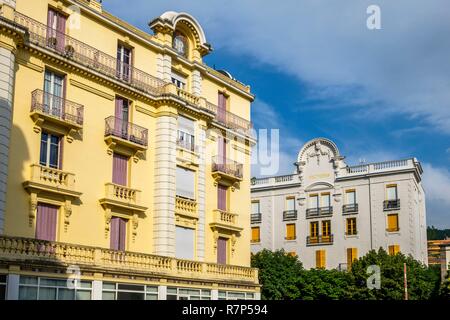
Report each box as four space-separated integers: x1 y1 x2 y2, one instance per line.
283 210 297 221
306 235 334 246
383 199 400 211
306 206 333 218
31 89 84 126
205 101 253 135
104 116 148 147
342 203 358 214
250 213 262 224
14 12 166 96
211 156 243 180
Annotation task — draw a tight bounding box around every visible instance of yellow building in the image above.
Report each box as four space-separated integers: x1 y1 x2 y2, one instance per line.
0 0 259 300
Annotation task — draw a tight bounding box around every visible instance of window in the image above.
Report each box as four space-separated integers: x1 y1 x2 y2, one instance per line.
47 9 67 51
347 248 358 269
309 194 319 209
110 216 127 251
346 190 356 204
387 214 399 232
19 276 92 300
286 197 295 211
171 71 187 90
167 287 211 300
36 203 58 241
102 282 157 300
251 227 260 243
251 201 260 214
286 224 296 240
387 185 398 200
315 250 326 269
218 291 255 300
176 166 196 200
112 153 128 186
0 275 6 300
346 218 357 235
175 226 195 260
321 193 331 208
40 132 61 169
322 220 331 237
177 115 195 151
388 245 400 256
172 31 188 57
114 97 130 137
43 70 65 117
117 44 132 81
217 184 228 211
310 221 319 238
217 237 228 264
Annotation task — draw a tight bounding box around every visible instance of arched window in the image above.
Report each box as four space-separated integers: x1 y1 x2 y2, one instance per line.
172 31 188 57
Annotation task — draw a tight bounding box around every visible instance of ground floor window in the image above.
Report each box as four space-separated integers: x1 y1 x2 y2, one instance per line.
0 275 6 300
218 291 255 300
18 276 92 300
166 287 211 300
102 282 157 300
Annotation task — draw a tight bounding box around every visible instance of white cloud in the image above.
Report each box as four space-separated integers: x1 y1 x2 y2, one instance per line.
422 163 450 228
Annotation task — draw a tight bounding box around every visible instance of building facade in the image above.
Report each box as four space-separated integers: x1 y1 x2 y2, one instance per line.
251 138 427 270
0 0 260 300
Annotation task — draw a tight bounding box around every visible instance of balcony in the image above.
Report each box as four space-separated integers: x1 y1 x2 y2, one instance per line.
175 197 198 220
251 213 262 224
176 138 199 166
0 235 259 284
30 89 84 136
211 156 243 186
306 235 334 246
104 116 148 156
14 12 166 96
23 164 81 198
306 206 333 219
283 210 298 221
384 199 400 211
99 183 147 213
210 209 243 233
205 101 253 136
343 204 358 215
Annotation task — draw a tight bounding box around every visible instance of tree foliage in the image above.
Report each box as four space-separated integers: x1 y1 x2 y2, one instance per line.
427 226 450 240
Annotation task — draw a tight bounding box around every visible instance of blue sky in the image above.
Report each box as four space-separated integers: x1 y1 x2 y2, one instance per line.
102 0 450 228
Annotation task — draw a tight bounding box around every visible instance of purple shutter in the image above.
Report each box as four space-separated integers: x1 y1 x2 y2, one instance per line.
112 153 128 186
46 9 56 45
119 218 126 251
114 97 123 135
110 217 119 250
218 185 227 211
56 13 66 52
217 237 227 264
36 203 58 241
58 138 63 169
218 92 226 123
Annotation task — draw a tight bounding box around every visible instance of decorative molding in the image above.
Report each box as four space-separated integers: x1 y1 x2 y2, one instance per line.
232 143 250 155
63 200 72 232
16 57 44 73
70 79 115 101
135 105 157 117
29 192 37 227
132 214 139 242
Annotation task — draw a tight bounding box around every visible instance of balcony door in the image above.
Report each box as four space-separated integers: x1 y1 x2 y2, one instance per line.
36 203 58 241
117 44 132 81
47 9 66 52
110 216 127 251
218 136 227 167
217 237 228 264
115 97 129 139
40 132 62 169
217 92 227 124
44 70 65 118
112 153 128 186
217 184 227 212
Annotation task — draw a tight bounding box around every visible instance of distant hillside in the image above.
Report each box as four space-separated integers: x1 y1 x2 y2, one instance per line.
427 226 450 240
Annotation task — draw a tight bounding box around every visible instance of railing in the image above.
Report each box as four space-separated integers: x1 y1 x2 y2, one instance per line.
104 116 148 147
344 159 418 176
177 88 200 105
250 213 262 224
14 12 166 96
176 138 196 153
306 235 334 246
212 209 238 226
29 164 76 190
212 156 243 180
0 235 259 283
175 197 198 218
31 89 84 126
104 183 141 205
251 174 298 186
306 207 333 218
283 210 297 221
342 204 358 214
205 101 253 134
383 199 400 211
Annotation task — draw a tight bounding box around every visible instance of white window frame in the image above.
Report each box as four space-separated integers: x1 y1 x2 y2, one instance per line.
18 276 92 300
166 287 211 300
102 282 157 300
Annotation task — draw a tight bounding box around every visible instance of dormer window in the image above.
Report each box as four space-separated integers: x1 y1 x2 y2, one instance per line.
173 31 188 57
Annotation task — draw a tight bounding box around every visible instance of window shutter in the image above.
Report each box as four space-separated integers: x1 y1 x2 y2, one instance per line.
217 185 227 211
58 138 63 170
36 203 58 241
286 224 295 239
112 153 128 186
316 251 321 268
175 226 195 260
388 214 399 231
251 227 260 242
394 245 400 254
178 116 195 136
217 237 227 264
176 166 195 199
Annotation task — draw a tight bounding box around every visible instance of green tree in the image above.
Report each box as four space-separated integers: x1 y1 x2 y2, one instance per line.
350 248 439 300
251 249 303 300
297 268 354 300
439 269 450 299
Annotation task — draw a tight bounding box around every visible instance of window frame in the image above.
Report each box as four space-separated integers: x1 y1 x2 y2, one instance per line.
102 282 158 300
40 132 61 169
285 223 296 240
18 276 92 300
346 217 357 235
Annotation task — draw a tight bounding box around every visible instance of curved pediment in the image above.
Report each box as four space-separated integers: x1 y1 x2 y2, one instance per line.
305 182 334 192
297 138 340 164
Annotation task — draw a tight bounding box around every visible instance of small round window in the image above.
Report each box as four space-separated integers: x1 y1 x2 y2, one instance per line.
173 31 188 57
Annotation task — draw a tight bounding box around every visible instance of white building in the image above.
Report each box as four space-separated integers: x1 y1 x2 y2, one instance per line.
250 138 428 270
